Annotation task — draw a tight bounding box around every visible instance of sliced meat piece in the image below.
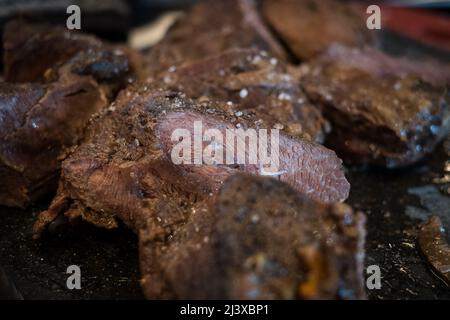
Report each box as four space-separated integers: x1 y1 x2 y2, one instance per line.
3 20 144 83
418 216 450 287
33 86 350 236
156 49 329 143
145 0 287 76
262 0 375 61
0 23 143 208
140 173 366 299
32 88 355 299
0 79 108 208
302 45 450 167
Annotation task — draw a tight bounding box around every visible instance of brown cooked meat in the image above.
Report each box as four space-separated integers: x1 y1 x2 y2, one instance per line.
301 45 450 167
0 23 143 207
0 73 108 208
3 20 144 84
33 87 349 236
145 0 287 76
156 48 330 143
140 173 366 299
32 87 360 299
262 0 375 61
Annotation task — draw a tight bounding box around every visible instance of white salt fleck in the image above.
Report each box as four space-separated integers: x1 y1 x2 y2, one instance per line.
239 88 249 99
251 215 260 224
270 58 278 65
163 75 172 84
235 111 243 117
168 66 176 72
252 55 262 64
278 92 291 101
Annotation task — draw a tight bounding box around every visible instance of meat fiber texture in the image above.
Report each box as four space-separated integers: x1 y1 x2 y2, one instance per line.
301 44 450 168
156 48 330 143
0 21 143 207
33 87 360 299
262 0 376 61
144 0 287 76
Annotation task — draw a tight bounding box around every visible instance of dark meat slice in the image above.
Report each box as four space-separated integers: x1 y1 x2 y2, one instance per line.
145 0 287 76
0 78 108 208
157 49 329 143
32 89 354 299
418 216 450 287
140 173 366 299
262 0 375 61
0 24 143 208
3 20 144 83
32 85 358 298
33 86 350 236
302 45 450 167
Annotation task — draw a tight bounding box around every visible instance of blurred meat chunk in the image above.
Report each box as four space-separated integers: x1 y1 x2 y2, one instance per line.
263 0 375 61
302 45 450 167
145 0 287 75
3 20 144 84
